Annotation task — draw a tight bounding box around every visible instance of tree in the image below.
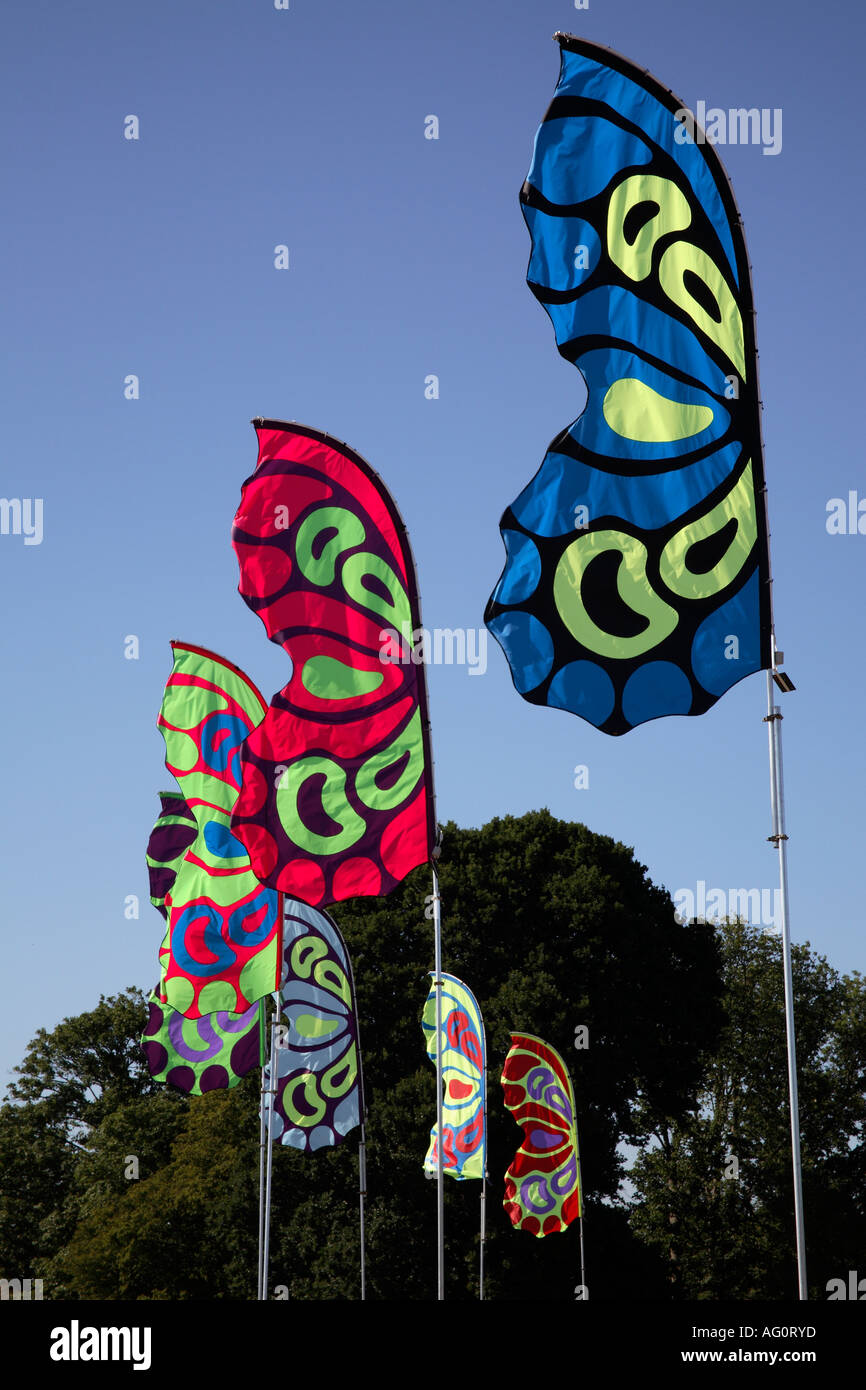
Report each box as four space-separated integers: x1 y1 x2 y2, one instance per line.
5 813 723 1299
0 1101 75 1279
291 810 723 1300
0 987 176 1281
629 919 866 1299
6 987 162 1139
45 1084 259 1300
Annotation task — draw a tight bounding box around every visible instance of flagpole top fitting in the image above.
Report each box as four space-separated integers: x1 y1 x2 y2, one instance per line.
770 647 796 693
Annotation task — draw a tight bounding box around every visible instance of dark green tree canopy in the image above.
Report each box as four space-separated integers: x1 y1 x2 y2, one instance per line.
3 812 726 1299
630 919 866 1300
6 987 163 1139
342 811 724 1202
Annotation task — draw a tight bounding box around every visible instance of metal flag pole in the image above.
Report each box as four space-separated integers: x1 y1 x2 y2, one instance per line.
478 1002 488 1301
579 1214 587 1296
340 922 367 1302
358 1122 367 1301
575 1115 587 1298
260 995 280 1300
431 858 445 1300
764 648 807 1298
257 1000 268 1301
479 1175 486 1301
260 894 285 1301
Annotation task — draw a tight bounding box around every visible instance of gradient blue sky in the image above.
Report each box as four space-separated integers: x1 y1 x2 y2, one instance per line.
2 0 864 1091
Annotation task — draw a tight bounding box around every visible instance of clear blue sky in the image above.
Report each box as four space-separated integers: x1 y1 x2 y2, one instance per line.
2 0 864 1090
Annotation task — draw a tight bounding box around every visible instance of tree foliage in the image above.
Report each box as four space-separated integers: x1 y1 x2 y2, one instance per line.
0 988 176 1279
629 919 866 1299
7 988 159 1137
3 812 730 1299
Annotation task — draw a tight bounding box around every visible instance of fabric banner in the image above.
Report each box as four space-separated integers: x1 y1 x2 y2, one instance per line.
141 789 266 1091
156 642 281 1017
141 991 264 1095
145 791 198 920
421 972 486 1180
265 898 364 1152
230 420 436 905
486 35 771 734
502 1031 582 1237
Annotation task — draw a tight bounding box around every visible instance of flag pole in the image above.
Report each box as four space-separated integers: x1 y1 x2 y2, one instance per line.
479 1005 488 1300
764 652 807 1298
572 1100 586 1295
359 1123 367 1300
261 995 280 1295
579 1214 587 1294
479 1073 487 1300
341 922 367 1302
479 1176 486 1301
431 858 445 1300
257 1000 267 1300
261 995 279 1300
261 894 285 1301
575 1114 587 1297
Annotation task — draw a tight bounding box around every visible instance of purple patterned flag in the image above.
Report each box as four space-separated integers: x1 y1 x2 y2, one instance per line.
141 991 264 1095
145 791 198 919
141 789 266 1092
